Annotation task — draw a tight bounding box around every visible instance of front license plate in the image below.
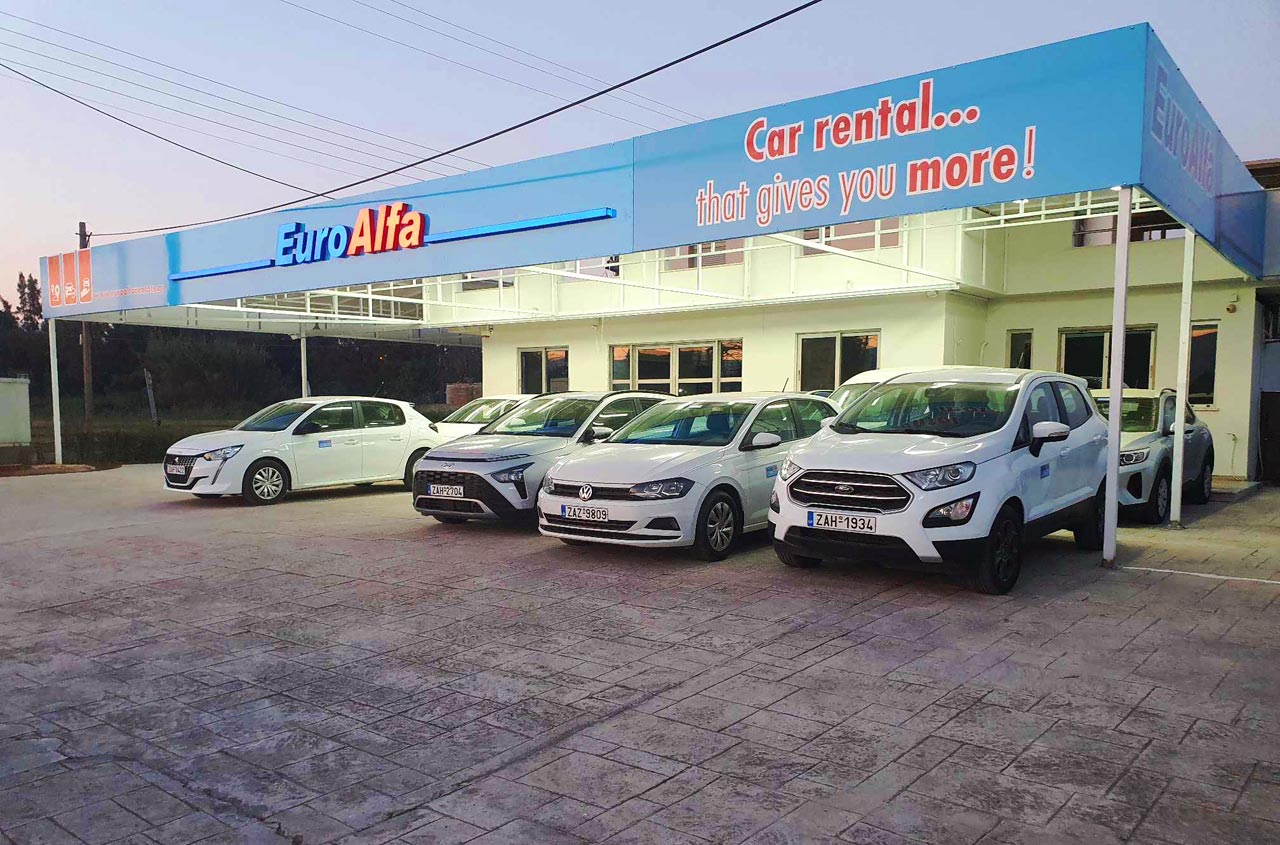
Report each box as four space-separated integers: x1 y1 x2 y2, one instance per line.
165 464 185 475
562 504 608 522
429 484 465 498
808 511 877 533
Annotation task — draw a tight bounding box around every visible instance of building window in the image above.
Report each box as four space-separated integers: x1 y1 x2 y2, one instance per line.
575 255 620 279
798 331 880 392
1189 323 1218 405
519 347 569 393
610 339 743 394
1008 330 1033 369
461 268 516 291
662 240 745 271
1072 211 1185 247
801 218 901 255
1059 328 1155 390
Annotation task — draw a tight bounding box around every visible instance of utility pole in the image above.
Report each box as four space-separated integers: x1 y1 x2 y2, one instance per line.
79 222 92 423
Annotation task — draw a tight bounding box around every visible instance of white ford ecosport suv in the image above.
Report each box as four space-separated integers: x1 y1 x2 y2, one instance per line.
769 368 1108 594
411 391 666 522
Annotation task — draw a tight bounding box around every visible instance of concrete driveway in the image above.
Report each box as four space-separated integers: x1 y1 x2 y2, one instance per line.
2 465 1279 845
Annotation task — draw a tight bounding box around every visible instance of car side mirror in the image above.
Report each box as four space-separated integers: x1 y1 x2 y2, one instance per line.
1029 420 1069 457
1161 420 1175 437
820 416 836 429
294 421 319 436
743 431 783 451
583 425 613 444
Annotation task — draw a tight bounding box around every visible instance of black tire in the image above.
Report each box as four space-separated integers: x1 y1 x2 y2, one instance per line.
559 538 591 547
404 449 428 490
971 504 1023 595
432 515 468 525
242 459 289 506
1185 450 1213 505
775 545 821 568
1139 465 1172 525
193 493 221 499
1074 486 1105 551
692 489 740 562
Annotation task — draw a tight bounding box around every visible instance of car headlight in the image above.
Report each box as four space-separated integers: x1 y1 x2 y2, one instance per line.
1119 448 1150 466
542 473 556 494
491 463 533 484
779 456 803 481
903 461 976 491
201 445 243 461
629 478 693 499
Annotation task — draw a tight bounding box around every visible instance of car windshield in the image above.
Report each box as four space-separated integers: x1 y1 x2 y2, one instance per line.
612 399 757 446
828 382 875 409
235 401 315 432
443 397 518 424
485 395 598 437
1095 397 1159 432
833 381 1019 437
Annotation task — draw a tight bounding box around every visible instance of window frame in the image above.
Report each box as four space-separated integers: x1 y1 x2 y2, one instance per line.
1057 326 1156 391
1051 381 1092 430
798 217 902 256
298 400 359 434
359 401 406 428
796 330 881 393
609 339 743 395
518 347 570 394
662 240 746 272
744 399 799 447
1007 329 1033 369
1188 321 1219 407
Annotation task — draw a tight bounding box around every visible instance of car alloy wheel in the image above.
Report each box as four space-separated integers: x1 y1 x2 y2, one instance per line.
1156 475 1171 520
706 501 735 552
252 466 285 501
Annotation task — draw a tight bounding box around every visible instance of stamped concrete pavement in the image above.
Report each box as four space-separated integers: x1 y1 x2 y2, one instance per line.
2 465 1279 845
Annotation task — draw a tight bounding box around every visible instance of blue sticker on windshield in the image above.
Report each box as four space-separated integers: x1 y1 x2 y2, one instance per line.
319 439 332 449
766 465 778 478
1040 464 1050 478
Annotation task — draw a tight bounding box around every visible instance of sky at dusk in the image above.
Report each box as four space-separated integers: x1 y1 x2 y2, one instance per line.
1 0 1277 305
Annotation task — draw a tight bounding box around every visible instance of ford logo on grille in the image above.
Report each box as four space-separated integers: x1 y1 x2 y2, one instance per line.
834 484 855 494
579 484 593 501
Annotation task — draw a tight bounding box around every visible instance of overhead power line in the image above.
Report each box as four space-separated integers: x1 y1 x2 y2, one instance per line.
0 59 337 199
0 9 487 170
378 0 704 122
274 0 662 132
96 0 828 238
343 0 700 124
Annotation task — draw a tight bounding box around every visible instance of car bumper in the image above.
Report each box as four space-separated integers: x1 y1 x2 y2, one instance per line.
162 455 245 495
768 476 995 571
536 491 695 547
1117 463 1157 506
411 467 531 519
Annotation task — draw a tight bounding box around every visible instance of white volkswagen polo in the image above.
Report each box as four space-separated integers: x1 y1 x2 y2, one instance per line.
163 397 447 505
538 392 839 560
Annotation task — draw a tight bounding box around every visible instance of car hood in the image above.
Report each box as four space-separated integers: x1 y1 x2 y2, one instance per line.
550 443 721 484
424 433 569 461
1120 430 1159 449
167 429 276 455
789 426 1006 475
432 422 485 441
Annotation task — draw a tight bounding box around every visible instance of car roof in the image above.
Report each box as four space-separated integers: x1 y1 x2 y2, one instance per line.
838 365 985 386
877 367 1087 387
285 396 407 403
652 392 834 404
469 394 534 401
1089 388 1167 399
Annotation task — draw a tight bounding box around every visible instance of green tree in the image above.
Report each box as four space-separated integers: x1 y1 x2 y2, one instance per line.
15 273 42 333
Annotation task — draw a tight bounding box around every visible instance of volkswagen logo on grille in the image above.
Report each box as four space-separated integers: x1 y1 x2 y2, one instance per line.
579 484 594 501
834 484 855 494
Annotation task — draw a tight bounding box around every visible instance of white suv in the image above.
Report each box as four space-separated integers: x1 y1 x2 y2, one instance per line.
538 393 838 560
411 391 666 522
769 368 1108 594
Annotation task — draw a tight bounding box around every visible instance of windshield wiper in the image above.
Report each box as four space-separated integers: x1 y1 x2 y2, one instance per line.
892 427 968 438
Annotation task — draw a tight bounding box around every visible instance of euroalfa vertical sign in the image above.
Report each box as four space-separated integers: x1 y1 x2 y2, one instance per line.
39 24 1265 317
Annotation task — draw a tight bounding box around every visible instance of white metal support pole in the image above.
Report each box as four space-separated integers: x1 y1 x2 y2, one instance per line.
1170 230 1196 527
49 318 63 464
1102 187 1134 568
300 334 310 397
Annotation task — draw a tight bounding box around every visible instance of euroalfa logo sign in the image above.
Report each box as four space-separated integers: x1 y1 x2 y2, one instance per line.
165 203 618 284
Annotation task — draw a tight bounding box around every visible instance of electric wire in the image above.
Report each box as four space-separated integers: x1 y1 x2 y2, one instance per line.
343 0 698 124
377 0 704 122
0 30 470 176
273 0 662 132
0 51 459 181
0 10 487 170
0 59 337 199
95 0 829 237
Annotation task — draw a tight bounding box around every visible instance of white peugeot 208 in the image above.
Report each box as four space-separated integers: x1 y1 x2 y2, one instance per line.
769 368 1109 594
163 396 447 505
538 393 839 560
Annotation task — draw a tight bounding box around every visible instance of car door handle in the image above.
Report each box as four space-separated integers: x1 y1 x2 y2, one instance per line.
343 437 359 445
389 435 405 442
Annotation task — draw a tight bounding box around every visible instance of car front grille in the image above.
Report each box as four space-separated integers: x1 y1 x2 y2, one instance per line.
414 497 484 514
543 513 637 531
788 470 911 513
414 470 489 499
548 482 633 500
164 453 199 486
